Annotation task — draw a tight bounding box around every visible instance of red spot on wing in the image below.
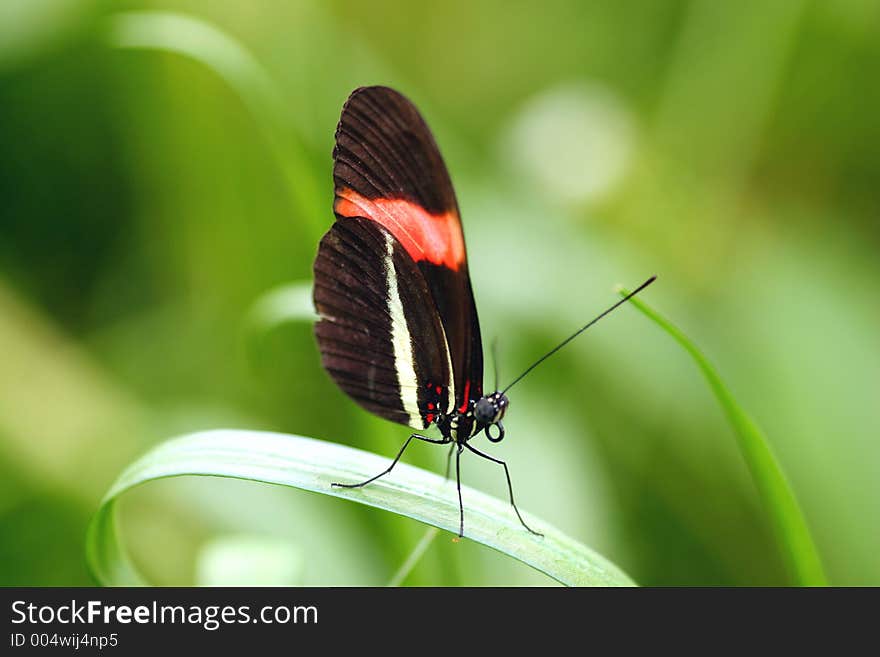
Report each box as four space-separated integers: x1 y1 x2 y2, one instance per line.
458 380 472 414
335 188 465 270
426 413 435 423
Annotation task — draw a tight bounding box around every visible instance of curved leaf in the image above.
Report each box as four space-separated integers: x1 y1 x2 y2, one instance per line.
86 430 635 587
103 11 323 237
619 288 827 586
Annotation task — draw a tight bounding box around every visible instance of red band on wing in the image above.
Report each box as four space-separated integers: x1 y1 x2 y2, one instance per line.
458 380 471 413
335 188 465 270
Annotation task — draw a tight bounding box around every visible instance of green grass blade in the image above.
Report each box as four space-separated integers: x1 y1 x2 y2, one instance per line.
246 281 316 335
386 527 440 587
102 11 323 238
86 430 635 587
618 288 827 586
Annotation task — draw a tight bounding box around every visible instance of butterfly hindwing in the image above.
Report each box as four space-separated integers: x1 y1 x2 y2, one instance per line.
314 216 454 429
330 86 484 418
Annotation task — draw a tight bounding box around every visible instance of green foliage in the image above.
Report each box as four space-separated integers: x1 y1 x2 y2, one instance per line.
104 11 323 237
620 289 827 586
87 430 635 587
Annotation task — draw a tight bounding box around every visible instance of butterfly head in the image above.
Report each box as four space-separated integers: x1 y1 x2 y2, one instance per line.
474 391 509 442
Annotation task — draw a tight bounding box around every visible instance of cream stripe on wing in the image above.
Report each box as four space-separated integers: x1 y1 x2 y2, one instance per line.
440 324 456 415
384 234 423 427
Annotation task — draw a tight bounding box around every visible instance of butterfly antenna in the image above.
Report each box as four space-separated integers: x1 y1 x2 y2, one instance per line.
491 337 501 391
502 275 657 394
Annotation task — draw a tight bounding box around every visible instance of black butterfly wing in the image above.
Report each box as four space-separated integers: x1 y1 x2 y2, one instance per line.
314 215 454 428
326 86 484 420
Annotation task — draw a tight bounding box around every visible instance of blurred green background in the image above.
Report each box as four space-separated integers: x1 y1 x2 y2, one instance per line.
1 0 878 586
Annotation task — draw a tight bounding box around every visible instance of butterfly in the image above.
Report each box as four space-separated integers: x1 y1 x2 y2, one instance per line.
313 86 654 537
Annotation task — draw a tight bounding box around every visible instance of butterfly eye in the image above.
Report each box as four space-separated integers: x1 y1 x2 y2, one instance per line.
474 397 497 424
485 421 505 443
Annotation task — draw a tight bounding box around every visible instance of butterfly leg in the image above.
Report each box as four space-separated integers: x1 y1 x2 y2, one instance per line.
463 443 543 537
331 433 450 489
444 443 455 481
455 444 464 537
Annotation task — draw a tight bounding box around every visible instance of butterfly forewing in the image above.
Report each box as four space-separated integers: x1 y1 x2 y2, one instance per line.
322 86 484 424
